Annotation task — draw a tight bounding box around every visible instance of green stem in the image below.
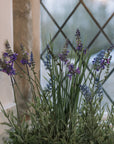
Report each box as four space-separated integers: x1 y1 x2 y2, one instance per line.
10 76 20 123
26 64 37 102
0 101 16 129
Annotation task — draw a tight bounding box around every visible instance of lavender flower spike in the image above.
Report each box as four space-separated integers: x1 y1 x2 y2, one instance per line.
43 53 52 70
67 64 80 79
75 29 80 40
30 51 34 63
92 50 105 71
75 29 83 52
21 52 29 65
80 85 92 103
59 40 69 64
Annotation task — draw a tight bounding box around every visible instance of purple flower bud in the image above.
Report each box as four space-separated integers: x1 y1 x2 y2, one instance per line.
10 53 18 62
75 67 80 74
67 74 72 80
67 64 80 79
68 64 74 73
59 49 69 64
75 29 80 40
76 42 83 51
1 63 16 76
21 52 29 65
21 58 28 65
83 49 86 54
3 52 8 57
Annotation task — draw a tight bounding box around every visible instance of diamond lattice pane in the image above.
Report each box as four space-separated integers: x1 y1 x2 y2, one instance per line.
51 33 66 55
83 0 113 26
63 4 99 51
42 0 79 26
103 73 114 102
88 33 110 55
41 6 58 52
104 17 114 42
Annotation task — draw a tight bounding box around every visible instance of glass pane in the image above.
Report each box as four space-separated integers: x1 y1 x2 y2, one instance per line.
40 60 49 88
88 33 110 54
83 0 114 26
42 0 79 26
41 6 58 52
104 17 114 42
103 74 114 102
63 4 99 50
41 33 66 68
102 92 112 109
51 33 66 55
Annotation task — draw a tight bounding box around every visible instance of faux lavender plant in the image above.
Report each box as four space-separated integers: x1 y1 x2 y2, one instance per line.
0 30 113 144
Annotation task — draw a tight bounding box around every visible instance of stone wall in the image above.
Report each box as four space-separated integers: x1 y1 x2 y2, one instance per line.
0 0 15 135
